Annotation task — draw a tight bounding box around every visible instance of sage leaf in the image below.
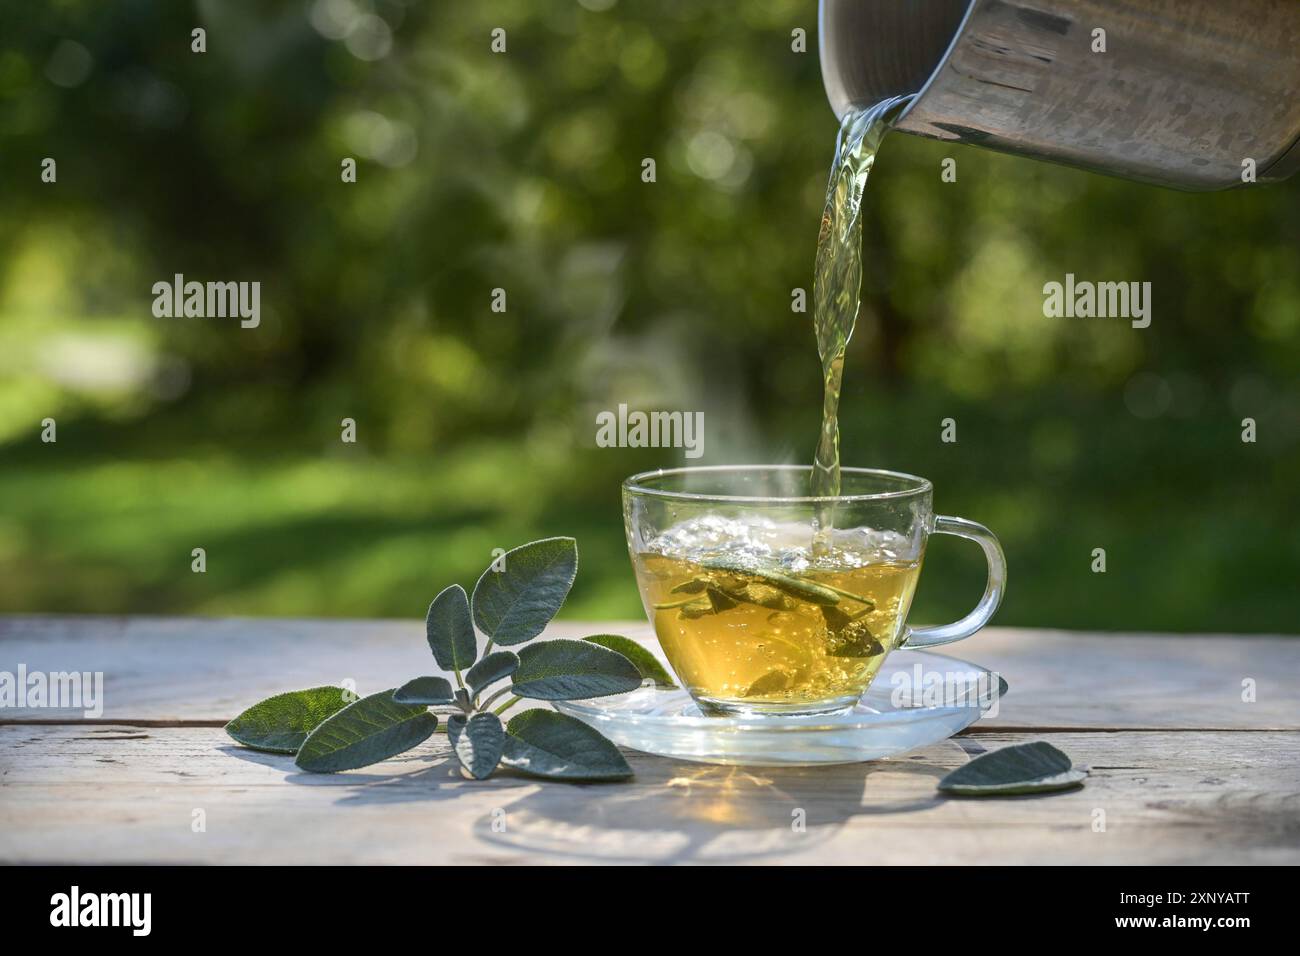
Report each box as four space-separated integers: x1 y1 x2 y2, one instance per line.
706 585 739 613
426 584 478 674
697 556 840 606
733 582 793 610
225 686 355 754
511 639 642 700
670 579 708 594
393 675 455 706
743 670 790 697
825 619 883 658
295 689 438 773
501 709 632 781
471 537 578 646
447 713 506 779
938 741 1087 796
583 634 677 688
466 651 520 696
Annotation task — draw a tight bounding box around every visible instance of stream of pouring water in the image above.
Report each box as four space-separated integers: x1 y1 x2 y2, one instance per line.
810 94 914 554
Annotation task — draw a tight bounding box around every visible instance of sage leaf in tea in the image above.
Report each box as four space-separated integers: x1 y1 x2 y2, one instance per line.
447 712 506 780
743 670 791 697
471 537 578 646
825 618 883 658
501 709 633 781
697 556 841 606
426 584 478 674
583 634 677 688
465 650 520 696
511 639 642 700
392 675 456 706
225 686 355 754
938 741 1086 797
295 690 438 773
670 579 708 594
706 585 739 613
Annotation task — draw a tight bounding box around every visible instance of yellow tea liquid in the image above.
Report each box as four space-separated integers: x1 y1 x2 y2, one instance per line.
635 549 920 714
809 95 912 551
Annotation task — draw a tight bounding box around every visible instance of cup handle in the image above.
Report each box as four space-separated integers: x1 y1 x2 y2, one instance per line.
901 515 1006 649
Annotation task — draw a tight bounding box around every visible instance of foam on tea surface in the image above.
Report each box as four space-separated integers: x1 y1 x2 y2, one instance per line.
635 515 920 715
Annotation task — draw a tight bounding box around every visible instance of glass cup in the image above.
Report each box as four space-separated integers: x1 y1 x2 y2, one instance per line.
623 465 1006 716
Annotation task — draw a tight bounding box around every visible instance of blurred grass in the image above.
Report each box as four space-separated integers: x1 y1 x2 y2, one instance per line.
0 0 1297 632
2 382 1295 632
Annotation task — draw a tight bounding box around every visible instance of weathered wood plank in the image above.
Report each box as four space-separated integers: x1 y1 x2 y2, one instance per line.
1 725 1296 865
1 615 1295 730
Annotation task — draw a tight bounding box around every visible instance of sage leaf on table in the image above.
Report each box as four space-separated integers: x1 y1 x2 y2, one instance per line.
295 690 439 773
393 675 456 705
425 584 478 675
224 686 355 754
583 634 677 688
471 537 578 646
938 741 1087 796
465 651 519 696
448 713 506 779
501 709 633 781
226 537 653 784
511 639 643 700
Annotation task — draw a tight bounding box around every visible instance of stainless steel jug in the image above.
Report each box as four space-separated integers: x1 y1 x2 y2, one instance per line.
819 0 1300 190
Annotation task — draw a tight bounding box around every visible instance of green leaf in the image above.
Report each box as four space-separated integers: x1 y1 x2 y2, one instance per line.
295 690 438 773
471 537 578 646
583 634 677 688
425 584 478 674
392 676 455 705
465 651 520 696
938 741 1087 796
825 618 884 658
447 713 506 779
225 686 355 754
501 709 632 781
696 556 842 606
706 585 739 612
511 639 642 700
743 670 790 697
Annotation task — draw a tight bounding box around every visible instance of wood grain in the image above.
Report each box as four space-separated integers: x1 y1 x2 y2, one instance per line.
1 615 1297 864
2 725 1296 865
2 615 1295 729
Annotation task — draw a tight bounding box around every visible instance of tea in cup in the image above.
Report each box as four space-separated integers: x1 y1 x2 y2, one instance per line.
624 466 1005 716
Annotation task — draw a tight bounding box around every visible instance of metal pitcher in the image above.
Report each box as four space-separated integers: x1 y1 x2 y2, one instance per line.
819 0 1300 190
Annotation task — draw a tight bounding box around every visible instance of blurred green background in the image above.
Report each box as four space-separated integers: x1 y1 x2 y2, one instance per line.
1 0 1297 631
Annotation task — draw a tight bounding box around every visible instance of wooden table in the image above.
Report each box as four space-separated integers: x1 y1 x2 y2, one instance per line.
2 615 1297 865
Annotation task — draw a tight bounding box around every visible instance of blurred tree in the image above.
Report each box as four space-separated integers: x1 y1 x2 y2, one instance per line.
0 0 1296 630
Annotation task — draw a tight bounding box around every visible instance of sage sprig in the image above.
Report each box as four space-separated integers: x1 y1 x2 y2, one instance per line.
225 537 653 782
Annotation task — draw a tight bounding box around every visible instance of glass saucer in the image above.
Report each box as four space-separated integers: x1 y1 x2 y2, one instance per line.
554 648 1004 766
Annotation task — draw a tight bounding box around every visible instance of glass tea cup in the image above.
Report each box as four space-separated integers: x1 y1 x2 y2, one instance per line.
623 465 1005 717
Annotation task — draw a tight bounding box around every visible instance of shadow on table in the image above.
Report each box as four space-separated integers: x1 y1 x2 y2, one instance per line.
223 742 956 862
475 750 953 864
222 741 484 805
